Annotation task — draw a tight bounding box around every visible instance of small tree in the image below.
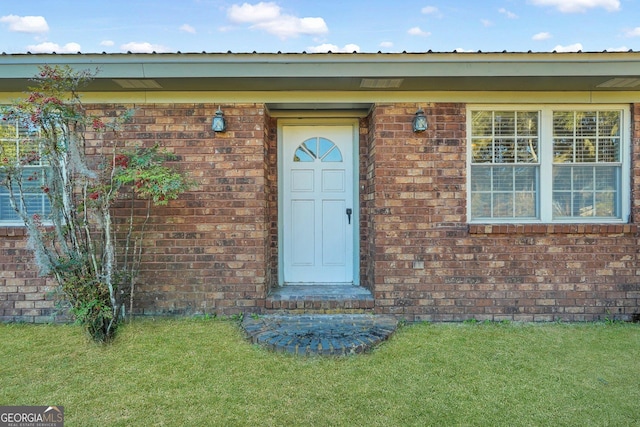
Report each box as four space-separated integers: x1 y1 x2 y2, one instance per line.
0 65 190 342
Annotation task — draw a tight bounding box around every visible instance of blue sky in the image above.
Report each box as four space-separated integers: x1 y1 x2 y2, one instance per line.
1 0 639 54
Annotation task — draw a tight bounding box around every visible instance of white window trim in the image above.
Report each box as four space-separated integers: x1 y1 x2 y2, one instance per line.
466 104 631 224
1 117 49 226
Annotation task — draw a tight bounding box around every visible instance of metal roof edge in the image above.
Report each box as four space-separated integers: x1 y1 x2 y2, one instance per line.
1 50 639 64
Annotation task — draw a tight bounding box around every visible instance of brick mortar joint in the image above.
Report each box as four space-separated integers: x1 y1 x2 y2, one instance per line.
469 223 639 235
0 227 27 237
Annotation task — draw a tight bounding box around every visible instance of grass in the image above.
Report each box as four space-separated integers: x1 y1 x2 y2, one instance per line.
1 319 638 426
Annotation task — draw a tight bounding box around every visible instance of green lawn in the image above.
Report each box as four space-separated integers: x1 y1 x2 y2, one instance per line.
1 319 638 426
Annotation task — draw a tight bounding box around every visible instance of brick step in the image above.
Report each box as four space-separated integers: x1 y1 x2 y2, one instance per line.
242 314 398 355
265 285 374 314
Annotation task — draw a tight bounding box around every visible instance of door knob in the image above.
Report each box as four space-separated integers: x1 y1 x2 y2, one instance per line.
346 208 352 225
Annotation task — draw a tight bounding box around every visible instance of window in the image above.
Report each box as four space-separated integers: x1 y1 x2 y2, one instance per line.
468 106 628 223
0 117 50 223
293 137 343 162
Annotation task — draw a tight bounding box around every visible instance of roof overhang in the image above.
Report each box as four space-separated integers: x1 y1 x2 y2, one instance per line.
0 51 639 95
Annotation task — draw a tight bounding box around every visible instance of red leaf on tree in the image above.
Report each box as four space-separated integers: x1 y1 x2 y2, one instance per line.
113 154 129 168
92 118 105 130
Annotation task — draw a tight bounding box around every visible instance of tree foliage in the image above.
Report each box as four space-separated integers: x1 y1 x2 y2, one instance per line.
0 65 190 342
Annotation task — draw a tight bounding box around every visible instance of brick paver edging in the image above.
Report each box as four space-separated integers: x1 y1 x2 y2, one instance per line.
242 314 398 356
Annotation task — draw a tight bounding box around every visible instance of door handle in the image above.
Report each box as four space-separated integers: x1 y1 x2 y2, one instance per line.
346 208 352 225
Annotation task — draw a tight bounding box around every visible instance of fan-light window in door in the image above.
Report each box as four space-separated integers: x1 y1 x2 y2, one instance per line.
293 137 343 162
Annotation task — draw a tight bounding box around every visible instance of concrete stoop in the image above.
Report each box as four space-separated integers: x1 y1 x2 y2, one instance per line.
265 285 375 313
242 314 398 356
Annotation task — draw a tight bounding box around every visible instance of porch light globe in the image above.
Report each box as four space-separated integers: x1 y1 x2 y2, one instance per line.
412 108 428 132
212 108 227 132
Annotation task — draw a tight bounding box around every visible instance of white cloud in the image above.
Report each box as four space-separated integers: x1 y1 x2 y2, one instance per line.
227 2 328 39
420 6 442 18
254 16 327 39
499 8 518 18
607 46 628 51
553 42 583 52
454 48 475 52
408 27 430 37
0 14 49 33
532 32 552 40
625 27 640 37
180 24 196 34
228 2 281 23
529 0 620 13
379 41 394 48
120 41 169 53
100 40 115 47
308 43 360 53
26 42 80 53
481 19 493 27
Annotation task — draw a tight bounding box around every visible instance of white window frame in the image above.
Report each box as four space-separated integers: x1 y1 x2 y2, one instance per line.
0 117 49 225
467 104 630 224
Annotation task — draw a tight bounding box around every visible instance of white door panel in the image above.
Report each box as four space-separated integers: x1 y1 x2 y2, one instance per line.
291 200 315 266
283 125 355 284
322 200 346 266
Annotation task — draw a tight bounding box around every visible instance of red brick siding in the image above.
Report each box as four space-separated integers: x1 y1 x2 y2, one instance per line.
0 227 57 322
2 101 639 322
4 103 269 320
95 103 271 316
265 115 279 293
366 102 639 321
359 116 374 291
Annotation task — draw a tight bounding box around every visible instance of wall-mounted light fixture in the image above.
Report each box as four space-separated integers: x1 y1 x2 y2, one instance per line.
212 107 227 132
412 108 428 133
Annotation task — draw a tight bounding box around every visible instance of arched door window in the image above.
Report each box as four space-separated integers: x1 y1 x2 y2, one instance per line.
293 137 343 162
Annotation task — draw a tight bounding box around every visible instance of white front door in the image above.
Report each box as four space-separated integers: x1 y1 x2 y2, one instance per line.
282 124 356 284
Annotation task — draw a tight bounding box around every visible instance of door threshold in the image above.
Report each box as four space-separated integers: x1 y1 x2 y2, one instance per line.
269 284 373 300
266 284 374 312
284 282 357 286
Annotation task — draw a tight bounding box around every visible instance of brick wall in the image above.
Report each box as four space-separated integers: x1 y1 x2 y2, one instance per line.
2 100 639 322
265 116 279 293
1 103 271 321
0 227 57 322
359 116 374 291
366 102 640 322
121 103 271 316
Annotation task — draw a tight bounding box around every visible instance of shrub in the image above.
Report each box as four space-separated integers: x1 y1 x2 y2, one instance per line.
0 65 190 342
